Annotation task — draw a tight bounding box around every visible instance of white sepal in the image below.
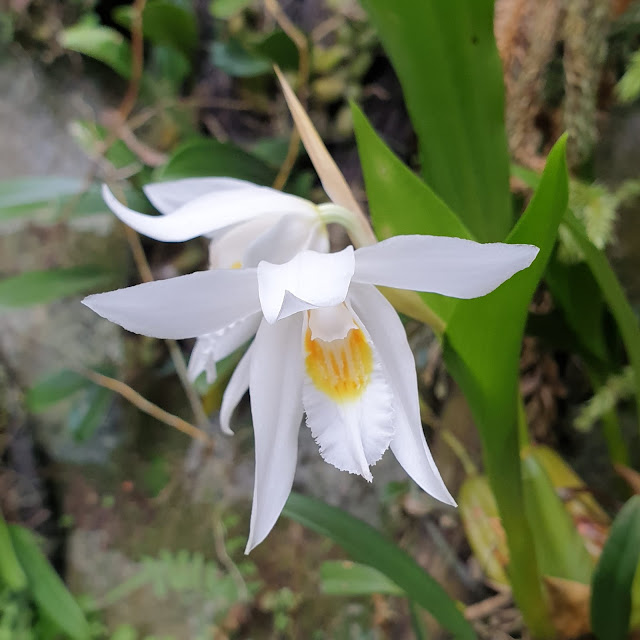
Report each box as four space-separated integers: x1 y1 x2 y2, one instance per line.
353 235 539 299
246 315 304 553
143 178 260 215
349 283 455 506
102 183 316 242
257 246 355 324
82 269 260 340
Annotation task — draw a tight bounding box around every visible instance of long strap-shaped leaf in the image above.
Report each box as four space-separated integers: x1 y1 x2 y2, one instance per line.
591 496 640 640
443 136 569 637
283 492 476 639
358 0 512 242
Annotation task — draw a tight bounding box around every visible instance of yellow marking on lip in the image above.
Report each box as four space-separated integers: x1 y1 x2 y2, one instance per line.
230 261 242 269
304 324 373 402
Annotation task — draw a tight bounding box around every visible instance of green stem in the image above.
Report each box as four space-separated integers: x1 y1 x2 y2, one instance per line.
408 600 428 640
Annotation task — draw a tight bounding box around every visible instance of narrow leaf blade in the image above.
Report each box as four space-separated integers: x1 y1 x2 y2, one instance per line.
283 492 476 639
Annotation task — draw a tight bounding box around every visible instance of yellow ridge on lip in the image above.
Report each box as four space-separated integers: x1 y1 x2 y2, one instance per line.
304 324 373 402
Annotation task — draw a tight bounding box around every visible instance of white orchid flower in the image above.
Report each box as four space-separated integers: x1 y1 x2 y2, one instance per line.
103 178 333 383
83 235 539 552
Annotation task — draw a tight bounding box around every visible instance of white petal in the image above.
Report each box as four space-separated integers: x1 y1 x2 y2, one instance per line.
246 315 304 552
102 183 317 242
302 307 394 480
275 67 364 218
208 214 282 268
257 246 355 324
143 178 261 215
187 312 261 384
82 269 260 339
349 284 455 506
242 215 328 267
353 235 539 299
220 342 254 435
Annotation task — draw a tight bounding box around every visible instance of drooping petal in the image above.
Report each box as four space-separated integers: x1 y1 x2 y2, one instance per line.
187 312 261 383
257 246 354 324
220 342 254 435
83 269 260 340
143 178 260 215
275 67 364 218
242 214 328 268
349 283 455 506
353 235 539 299
246 315 304 553
302 306 394 480
102 183 317 242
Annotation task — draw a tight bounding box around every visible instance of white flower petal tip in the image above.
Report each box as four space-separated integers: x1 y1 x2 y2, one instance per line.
353 235 540 299
102 181 317 243
257 247 355 324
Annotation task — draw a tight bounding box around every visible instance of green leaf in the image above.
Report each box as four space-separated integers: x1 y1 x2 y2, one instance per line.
358 0 512 242
113 1 198 58
283 493 476 639
68 384 113 442
442 136 569 636
522 452 593 584
513 163 640 435
352 102 472 324
155 138 277 185
320 561 403 596
252 30 299 72
60 20 133 79
563 210 640 437
591 496 640 640
26 370 89 413
0 177 84 216
8 525 90 639
545 256 608 365
0 509 27 591
211 39 272 77
0 266 113 307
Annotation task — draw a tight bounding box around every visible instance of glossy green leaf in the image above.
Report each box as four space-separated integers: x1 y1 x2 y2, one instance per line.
358 0 512 242
442 136 569 636
591 496 640 640
352 103 472 323
252 30 299 72
0 266 113 308
60 21 133 79
8 525 90 639
26 370 89 413
522 452 593 584
155 138 277 185
0 509 27 591
320 561 403 596
114 1 198 57
283 492 476 639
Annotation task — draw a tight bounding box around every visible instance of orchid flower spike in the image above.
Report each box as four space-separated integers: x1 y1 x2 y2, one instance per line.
103 178 333 383
83 234 539 552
